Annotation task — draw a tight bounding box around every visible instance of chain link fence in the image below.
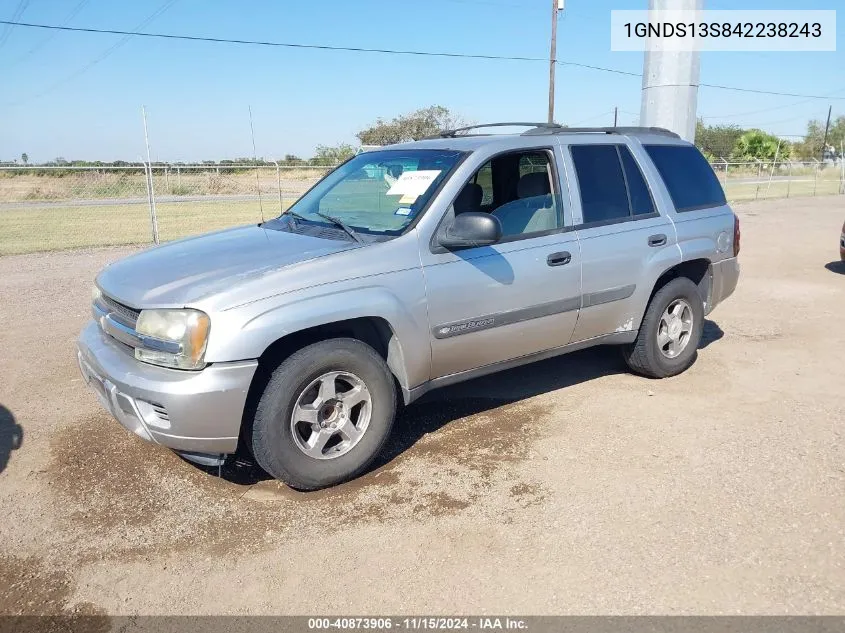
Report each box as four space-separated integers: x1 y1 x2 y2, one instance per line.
714 159 845 202
1 155 843 256
0 164 332 255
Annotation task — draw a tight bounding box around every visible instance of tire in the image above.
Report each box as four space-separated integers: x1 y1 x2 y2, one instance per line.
251 338 396 490
622 277 704 379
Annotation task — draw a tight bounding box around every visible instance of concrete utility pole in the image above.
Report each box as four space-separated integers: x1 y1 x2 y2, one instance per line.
640 0 702 142
548 0 564 123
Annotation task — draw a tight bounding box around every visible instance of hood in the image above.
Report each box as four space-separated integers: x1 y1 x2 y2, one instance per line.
96 224 359 308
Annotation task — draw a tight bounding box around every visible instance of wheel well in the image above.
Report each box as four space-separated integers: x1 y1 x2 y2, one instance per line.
236 318 404 457
650 258 712 309
257 317 395 369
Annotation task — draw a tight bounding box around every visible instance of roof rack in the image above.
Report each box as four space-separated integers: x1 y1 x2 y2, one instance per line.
522 125 680 138
438 122 562 138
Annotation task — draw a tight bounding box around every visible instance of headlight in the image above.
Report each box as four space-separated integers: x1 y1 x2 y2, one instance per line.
134 309 210 370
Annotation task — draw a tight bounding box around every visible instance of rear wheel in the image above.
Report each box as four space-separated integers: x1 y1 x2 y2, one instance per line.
622 277 704 378
251 338 396 490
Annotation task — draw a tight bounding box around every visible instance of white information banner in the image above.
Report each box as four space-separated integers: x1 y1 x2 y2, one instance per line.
610 10 836 52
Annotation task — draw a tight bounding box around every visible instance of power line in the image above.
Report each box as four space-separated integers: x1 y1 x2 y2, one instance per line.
0 20 548 63
698 82 845 100
702 88 845 120
3 19 845 102
6 0 91 68
557 60 640 77
8 2 179 105
0 0 30 49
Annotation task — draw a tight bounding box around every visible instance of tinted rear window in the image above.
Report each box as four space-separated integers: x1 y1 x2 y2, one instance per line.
644 145 726 212
570 145 630 224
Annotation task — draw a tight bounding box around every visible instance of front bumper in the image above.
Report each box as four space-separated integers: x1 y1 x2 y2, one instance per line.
77 321 258 454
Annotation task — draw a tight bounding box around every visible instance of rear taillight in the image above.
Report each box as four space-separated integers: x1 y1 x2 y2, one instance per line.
733 214 741 257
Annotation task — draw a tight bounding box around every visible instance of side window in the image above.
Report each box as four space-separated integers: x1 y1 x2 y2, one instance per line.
619 146 655 216
490 151 560 238
451 150 562 239
519 153 549 178
644 144 726 211
570 145 629 224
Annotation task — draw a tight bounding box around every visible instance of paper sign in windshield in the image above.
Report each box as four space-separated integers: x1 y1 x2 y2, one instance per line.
386 170 441 198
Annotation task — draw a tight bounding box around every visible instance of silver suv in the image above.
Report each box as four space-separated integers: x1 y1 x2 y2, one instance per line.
78 124 740 490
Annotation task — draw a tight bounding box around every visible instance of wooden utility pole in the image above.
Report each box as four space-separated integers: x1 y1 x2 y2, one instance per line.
821 105 832 161
613 107 618 127
547 0 562 124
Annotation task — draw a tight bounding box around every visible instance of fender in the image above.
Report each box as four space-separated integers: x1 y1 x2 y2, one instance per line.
677 236 721 263
203 273 431 391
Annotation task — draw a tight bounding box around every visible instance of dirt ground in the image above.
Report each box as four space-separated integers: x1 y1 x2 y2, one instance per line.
0 196 843 618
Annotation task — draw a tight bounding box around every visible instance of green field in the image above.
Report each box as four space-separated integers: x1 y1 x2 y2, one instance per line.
1 176 842 256
722 177 842 202
0 199 289 256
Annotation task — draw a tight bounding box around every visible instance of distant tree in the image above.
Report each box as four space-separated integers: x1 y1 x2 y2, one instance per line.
731 129 791 161
695 120 745 161
310 144 355 166
356 106 468 145
20 152 28 165
55 157 67 165
794 116 845 160
283 154 305 166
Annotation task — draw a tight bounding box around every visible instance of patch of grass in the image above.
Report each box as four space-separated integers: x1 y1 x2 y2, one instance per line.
1 181 842 255
0 199 289 256
724 179 842 202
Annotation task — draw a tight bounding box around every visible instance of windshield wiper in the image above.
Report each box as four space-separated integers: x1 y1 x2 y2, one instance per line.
313 211 364 244
284 210 309 227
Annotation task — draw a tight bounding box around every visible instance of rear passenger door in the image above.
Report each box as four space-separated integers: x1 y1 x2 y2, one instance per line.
565 141 679 342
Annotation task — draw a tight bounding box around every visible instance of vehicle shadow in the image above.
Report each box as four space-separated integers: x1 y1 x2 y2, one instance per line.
700 319 724 349
0 404 23 474
204 321 725 487
824 260 845 275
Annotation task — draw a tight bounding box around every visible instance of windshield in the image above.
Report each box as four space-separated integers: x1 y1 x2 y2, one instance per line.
283 149 464 235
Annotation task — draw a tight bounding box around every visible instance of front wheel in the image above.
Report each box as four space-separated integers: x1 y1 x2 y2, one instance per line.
251 338 396 490
622 277 705 378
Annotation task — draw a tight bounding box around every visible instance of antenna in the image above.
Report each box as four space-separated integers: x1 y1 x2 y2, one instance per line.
248 105 265 224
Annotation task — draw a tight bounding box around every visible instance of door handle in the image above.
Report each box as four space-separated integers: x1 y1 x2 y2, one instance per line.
648 234 667 247
546 251 571 267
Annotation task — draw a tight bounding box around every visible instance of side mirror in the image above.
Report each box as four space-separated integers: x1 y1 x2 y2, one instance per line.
438 212 502 249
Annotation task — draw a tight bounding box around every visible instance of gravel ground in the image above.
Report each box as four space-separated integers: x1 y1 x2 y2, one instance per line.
0 196 843 618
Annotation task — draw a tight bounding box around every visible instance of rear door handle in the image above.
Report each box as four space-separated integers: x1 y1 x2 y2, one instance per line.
648 234 667 247
546 251 571 267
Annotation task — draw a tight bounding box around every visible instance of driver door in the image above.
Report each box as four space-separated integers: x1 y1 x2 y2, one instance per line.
419 147 582 379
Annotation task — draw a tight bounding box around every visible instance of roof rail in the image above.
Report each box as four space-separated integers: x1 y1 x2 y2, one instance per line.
522 125 680 138
439 122 562 138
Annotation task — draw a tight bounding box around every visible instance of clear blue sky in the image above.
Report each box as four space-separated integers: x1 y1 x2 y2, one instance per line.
0 0 842 162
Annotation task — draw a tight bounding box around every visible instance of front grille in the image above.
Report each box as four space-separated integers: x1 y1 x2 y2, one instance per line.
98 294 140 327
